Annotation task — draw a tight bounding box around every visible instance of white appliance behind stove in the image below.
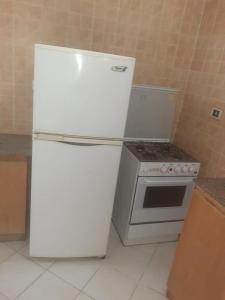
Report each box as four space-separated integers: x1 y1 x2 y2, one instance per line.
125 85 178 141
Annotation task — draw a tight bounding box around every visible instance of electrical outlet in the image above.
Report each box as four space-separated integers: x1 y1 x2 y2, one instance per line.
210 107 223 120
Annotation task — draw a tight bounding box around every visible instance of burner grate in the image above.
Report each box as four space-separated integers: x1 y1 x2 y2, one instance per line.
125 141 197 163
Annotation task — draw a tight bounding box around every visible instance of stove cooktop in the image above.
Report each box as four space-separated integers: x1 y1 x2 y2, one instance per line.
125 142 197 163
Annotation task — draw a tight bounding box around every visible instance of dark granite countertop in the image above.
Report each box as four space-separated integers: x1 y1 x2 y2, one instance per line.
196 178 225 209
0 134 32 157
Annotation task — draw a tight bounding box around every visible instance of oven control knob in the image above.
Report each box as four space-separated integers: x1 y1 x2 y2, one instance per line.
160 166 168 173
182 166 188 173
174 167 181 173
188 167 194 173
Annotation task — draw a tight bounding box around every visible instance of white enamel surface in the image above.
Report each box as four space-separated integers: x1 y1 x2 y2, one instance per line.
33 44 135 138
126 222 183 244
30 139 122 257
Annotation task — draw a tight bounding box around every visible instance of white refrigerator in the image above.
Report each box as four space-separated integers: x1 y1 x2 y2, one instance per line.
29 44 135 258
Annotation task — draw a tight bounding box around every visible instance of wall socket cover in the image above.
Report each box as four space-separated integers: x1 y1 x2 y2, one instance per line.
210 107 223 120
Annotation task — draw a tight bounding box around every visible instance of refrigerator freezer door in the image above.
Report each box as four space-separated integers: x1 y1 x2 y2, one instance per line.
33 45 135 139
30 139 122 257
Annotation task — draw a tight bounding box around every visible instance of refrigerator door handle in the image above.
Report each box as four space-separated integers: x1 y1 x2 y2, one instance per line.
58 141 101 147
33 133 123 146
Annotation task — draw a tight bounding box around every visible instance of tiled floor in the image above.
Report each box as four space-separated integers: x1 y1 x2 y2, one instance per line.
0 225 176 300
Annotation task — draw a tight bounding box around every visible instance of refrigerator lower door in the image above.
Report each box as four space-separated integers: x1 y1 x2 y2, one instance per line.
30 139 122 257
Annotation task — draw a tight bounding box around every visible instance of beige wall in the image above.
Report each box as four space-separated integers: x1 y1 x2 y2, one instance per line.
0 0 205 134
175 0 225 177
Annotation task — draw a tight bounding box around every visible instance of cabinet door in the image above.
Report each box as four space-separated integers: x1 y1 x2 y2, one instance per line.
167 189 225 300
0 158 27 238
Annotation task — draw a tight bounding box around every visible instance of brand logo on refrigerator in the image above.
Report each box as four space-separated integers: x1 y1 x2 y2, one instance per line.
111 66 128 72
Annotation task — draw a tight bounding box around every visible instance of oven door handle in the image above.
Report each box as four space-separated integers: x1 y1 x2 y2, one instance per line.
141 180 194 185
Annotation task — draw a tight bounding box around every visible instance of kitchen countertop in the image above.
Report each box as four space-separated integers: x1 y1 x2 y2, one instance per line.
0 134 32 158
196 178 225 209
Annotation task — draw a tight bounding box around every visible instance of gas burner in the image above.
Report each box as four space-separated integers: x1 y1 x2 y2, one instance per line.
125 141 198 163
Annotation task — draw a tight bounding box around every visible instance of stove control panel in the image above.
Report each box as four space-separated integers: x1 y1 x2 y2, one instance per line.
139 162 200 177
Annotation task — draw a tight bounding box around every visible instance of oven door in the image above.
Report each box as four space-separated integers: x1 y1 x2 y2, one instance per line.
130 177 195 224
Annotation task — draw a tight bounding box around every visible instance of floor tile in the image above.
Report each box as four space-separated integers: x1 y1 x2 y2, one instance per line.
105 245 151 281
139 243 176 294
17 271 79 300
5 240 27 252
0 253 44 299
132 243 157 256
19 245 55 269
0 243 14 263
131 286 168 300
49 258 102 289
106 229 122 256
0 293 8 300
84 266 136 300
109 224 119 239
76 293 94 300
0 230 176 300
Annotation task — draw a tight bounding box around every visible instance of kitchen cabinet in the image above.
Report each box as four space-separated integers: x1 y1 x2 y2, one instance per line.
0 156 28 241
167 182 225 300
0 134 31 241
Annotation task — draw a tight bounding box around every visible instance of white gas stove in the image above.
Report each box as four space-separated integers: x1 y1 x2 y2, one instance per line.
113 141 200 245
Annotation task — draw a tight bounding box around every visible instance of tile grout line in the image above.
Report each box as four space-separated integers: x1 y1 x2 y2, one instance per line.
131 1 144 59
75 231 163 300
88 0 95 51
0 248 51 300
11 0 16 131
103 245 155 282
174 0 208 131
47 267 83 291
76 232 128 295
0 291 10 300
127 244 159 300
78 258 106 293
0 243 59 299
169 0 189 83
74 290 96 300
4 244 49 299
169 0 202 138
197 0 220 80
14 267 47 300
11 241 57 270
0 245 18 265
183 0 208 89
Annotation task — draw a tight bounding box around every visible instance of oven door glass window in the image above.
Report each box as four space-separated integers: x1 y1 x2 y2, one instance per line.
143 186 186 208
130 177 195 224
